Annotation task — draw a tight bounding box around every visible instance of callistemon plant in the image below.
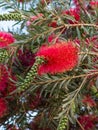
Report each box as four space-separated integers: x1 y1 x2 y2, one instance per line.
0 0 98 130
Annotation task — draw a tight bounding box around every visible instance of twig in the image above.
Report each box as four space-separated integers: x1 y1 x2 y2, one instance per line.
76 118 85 130
64 23 98 28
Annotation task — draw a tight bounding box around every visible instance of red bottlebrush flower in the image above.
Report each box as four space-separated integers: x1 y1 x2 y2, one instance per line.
78 115 96 130
0 64 9 92
0 98 8 118
17 49 35 67
82 95 96 107
48 21 58 28
37 42 78 74
62 8 80 24
0 32 15 48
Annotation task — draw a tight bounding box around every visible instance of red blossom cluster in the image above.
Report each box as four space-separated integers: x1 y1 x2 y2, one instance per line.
37 41 78 74
0 32 15 48
0 64 17 118
0 32 16 119
48 21 58 28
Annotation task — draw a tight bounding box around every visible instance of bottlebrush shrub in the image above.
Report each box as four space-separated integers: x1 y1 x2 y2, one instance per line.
37 42 78 74
0 0 98 130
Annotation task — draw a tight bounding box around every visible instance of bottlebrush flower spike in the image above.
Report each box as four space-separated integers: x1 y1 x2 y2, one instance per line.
0 32 15 48
0 98 8 118
37 42 78 74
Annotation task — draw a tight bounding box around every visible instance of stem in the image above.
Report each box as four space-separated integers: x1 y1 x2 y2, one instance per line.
79 51 98 56
66 76 87 115
76 118 85 130
31 71 98 86
64 23 98 28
